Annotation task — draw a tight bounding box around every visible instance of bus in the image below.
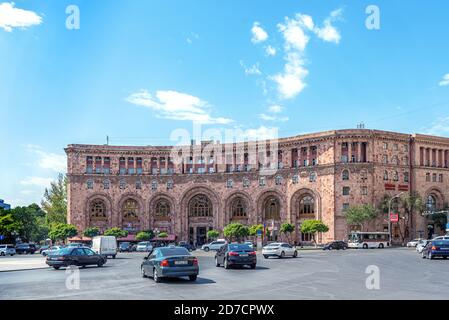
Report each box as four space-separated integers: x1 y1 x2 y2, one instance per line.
348 232 390 249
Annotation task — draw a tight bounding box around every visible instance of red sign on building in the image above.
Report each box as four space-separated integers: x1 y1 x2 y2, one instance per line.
390 213 399 222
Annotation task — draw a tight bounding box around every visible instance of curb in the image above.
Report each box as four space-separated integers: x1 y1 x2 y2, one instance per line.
0 266 49 273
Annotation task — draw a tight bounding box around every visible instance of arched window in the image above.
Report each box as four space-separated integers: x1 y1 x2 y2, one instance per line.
189 195 212 217
426 195 437 212
292 174 299 184
103 179 110 190
155 200 170 217
87 179 94 189
166 180 174 190
122 199 139 221
231 197 247 218
342 170 350 181
383 171 389 181
309 172 317 182
119 179 126 189
90 200 106 220
275 175 282 185
264 197 280 220
299 195 315 215
226 179 234 189
243 177 250 188
360 170 368 181
393 171 399 181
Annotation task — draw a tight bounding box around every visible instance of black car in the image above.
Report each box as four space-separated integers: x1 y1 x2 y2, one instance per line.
141 246 199 282
422 240 449 259
46 247 107 269
15 243 36 254
178 241 196 252
215 243 257 269
323 241 348 250
119 242 132 252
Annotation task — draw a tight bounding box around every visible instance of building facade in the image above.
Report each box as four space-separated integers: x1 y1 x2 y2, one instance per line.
65 129 449 245
0 199 11 210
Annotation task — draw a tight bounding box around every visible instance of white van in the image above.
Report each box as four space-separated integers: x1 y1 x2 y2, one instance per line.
91 236 117 259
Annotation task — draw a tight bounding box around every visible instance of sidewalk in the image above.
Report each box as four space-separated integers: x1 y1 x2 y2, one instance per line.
0 256 48 272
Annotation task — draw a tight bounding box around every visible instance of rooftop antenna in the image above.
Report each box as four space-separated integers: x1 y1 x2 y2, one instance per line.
106 135 109 145
357 122 365 129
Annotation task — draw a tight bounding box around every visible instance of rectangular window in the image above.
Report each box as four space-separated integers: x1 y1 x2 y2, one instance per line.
343 187 350 196
343 203 350 212
95 156 102 174
341 155 348 163
119 157 126 175
432 173 437 182
361 186 368 195
404 172 409 183
393 144 399 151
103 157 110 174
383 142 388 150
128 158 135 174
86 156 93 174
439 174 443 183
136 157 143 174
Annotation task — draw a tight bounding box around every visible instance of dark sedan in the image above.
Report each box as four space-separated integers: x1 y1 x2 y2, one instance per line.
323 241 348 250
215 243 256 269
119 242 132 252
46 247 107 269
15 243 36 254
422 240 449 260
178 241 196 252
141 246 199 283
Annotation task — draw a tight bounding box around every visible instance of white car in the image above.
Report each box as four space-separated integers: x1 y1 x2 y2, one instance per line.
41 246 63 256
432 236 449 240
416 240 430 253
262 242 297 259
406 238 423 247
202 240 227 252
0 244 16 256
136 241 153 252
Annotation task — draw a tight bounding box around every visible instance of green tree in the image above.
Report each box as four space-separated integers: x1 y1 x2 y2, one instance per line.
41 174 67 224
136 231 153 241
300 220 329 246
158 232 168 238
6 204 48 242
344 204 379 231
223 223 249 242
207 230 220 241
0 208 20 242
249 224 263 236
104 227 128 238
48 223 78 243
400 192 425 242
83 227 100 238
280 223 295 244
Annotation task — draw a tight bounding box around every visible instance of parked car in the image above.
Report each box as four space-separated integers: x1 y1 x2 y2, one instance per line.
432 236 449 241
119 242 132 252
136 241 153 252
262 242 297 259
130 244 138 252
323 241 348 250
41 246 64 256
178 241 196 252
416 240 430 253
407 238 424 247
39 245 50 254
15 243 36 254
215 243 256 269
0 244 16 256
91 236 117 258
46 247 107 270
421 240 449 259
201 240 227 252
141 246 199 282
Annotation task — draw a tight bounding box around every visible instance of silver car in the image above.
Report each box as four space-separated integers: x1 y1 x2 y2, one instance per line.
0 244 16 256
416 240 429 253
41 246 64 256
201 240 227 252
136 241 153 252
262 242 298 259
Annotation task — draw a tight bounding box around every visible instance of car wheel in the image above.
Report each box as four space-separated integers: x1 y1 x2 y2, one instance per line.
443 256 448 260
53 266 61 270
363 244 368 249
263 255 268 259
112 255 116 259
42 253 46 256
153 268 161 283
343 246 347 250
189 275 197 281
204 247 210 252
215 257 220 267
0 252 4 256
224 258 230 269
280 251 285 259
329 246 333 250
141 266 146 278
250 264 256 269
293 251 298 258
379 243 384 249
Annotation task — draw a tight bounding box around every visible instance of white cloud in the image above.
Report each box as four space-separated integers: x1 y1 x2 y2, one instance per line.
271 52 309 99
20 177 53 188
424 116 449 136
126 89 233 124
239 60 262 75
25 145 66 172
277 16 310 52
242 126 279 141
265 45 277 56
186 32 199 44
0 2 42 32
251 22 268 43
268 105 283 113
439 74 449 86
259 113 289 122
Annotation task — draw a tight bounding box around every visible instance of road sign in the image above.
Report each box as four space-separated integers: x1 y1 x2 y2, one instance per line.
0 235 4 240
446 223 449 232
256 229 263 236
390 213 399 222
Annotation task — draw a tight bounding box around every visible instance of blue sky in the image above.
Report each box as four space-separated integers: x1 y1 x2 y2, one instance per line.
1 0 449 207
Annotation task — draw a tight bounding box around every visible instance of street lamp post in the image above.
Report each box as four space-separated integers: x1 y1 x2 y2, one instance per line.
388 192 405 243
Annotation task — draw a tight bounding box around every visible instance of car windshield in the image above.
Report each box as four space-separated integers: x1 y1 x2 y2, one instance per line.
229 244 252 251
159 247 190 256
266 243 280 247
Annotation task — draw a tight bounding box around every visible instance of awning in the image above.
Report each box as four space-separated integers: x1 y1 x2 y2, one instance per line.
67 236 92 242
117 234 136 242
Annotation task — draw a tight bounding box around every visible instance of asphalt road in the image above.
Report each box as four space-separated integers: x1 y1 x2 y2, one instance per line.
1 248 449 300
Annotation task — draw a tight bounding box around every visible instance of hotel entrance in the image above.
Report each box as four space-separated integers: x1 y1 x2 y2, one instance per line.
189 226 209 246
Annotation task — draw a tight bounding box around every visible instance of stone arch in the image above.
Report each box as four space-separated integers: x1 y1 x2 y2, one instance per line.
84 193 113 233
149 192 176 234
256 189 285 242
179 185 221 245
424 187 445 211
290 188 323 244
255 189 286 223
224 190 253 225
117 193 145 234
